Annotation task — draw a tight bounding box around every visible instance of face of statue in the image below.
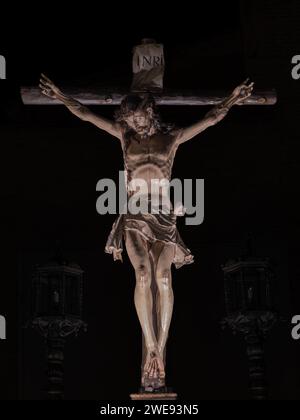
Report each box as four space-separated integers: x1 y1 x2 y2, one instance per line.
124 109 155 137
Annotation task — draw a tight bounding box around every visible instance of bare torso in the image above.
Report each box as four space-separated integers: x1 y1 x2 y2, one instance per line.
122 129 180 202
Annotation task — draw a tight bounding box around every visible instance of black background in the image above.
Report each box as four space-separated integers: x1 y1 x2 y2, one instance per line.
0 0 299 400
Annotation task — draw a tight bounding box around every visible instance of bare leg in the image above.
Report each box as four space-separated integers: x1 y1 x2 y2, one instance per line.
125 231 165 383
151 242 175 356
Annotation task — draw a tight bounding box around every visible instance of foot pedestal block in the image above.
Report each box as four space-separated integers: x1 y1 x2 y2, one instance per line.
130 387 177 401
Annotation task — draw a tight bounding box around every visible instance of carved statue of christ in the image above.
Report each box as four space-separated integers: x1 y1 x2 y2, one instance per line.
39 74 253 391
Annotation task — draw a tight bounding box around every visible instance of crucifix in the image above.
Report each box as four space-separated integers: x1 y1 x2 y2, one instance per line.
24 39 277 400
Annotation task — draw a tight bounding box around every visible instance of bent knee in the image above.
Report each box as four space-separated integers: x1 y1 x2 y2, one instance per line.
135 263 151 289
156 269 172 290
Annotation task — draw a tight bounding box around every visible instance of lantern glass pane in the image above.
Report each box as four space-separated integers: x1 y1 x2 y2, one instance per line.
48 273 62 315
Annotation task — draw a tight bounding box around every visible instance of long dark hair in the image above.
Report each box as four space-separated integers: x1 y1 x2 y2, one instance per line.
114 94 174 135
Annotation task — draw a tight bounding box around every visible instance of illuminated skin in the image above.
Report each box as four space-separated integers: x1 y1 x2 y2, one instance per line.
40 74 254 386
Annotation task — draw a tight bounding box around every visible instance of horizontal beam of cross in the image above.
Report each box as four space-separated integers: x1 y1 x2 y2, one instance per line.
20 87 277 106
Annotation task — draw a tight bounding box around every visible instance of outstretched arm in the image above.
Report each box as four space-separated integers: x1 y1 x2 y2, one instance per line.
39 74 122 140
176 79 254 145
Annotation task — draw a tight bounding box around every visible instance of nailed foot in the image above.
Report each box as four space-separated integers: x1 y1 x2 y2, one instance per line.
142 348 165 391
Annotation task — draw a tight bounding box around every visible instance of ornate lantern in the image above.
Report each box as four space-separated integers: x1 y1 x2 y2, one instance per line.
28 254 87 399
222 246 278 400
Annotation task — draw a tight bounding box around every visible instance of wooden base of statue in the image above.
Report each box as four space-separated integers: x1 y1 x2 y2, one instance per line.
130 390 178 401
131 254 177 400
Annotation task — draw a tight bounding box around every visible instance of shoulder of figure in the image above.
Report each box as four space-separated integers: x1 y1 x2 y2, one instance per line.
170 127 184 143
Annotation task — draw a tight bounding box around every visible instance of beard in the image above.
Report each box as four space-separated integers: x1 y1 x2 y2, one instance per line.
135 123 156 138
136 127 149 136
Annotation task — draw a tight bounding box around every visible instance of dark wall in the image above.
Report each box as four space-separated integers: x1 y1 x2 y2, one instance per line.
0 0 299 400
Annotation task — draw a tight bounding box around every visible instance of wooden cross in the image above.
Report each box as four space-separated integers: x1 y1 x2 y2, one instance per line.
21 86 277 106
20 39 277 106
